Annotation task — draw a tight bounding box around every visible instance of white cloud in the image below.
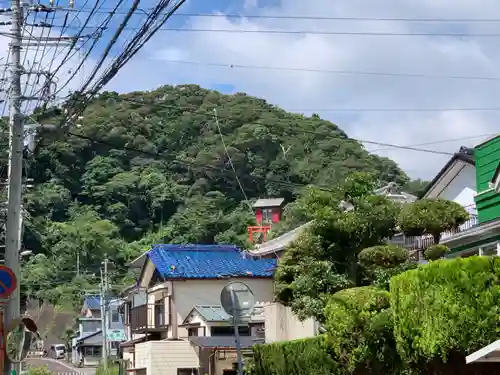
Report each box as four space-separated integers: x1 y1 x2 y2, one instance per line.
114 0 500 181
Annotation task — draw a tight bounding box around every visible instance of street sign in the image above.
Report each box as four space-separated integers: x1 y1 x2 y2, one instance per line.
0 265 16 299
106 329 126 341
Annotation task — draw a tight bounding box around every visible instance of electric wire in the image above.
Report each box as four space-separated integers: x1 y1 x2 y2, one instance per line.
68 10 500 23
159 59 500 82
54 24 500 38
60 0 187 125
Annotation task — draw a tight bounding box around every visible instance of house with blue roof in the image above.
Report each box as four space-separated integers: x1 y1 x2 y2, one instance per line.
120 244 276 375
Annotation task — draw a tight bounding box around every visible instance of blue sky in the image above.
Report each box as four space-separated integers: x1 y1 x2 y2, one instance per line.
1 0 500 180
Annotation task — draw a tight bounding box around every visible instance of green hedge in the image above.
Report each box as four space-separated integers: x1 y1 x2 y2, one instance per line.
390 256 500 364
324 286 400 375
253 336 337 375
256 256 500 375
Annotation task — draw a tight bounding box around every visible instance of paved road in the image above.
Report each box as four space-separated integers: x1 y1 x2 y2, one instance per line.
26 358 96 374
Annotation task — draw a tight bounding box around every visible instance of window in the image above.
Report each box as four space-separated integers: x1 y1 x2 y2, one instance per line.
111 309 120 323
187 328 198 337
111 341 120 349
82 320 101 333
210 326 250 336
177 369 198 375
84 346 102 357
262 208 273 223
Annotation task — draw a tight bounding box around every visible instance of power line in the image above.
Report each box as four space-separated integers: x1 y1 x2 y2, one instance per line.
58 9 500 23
57 25 500 37
159 59 500 81
286 107 500 112
369 133 498 152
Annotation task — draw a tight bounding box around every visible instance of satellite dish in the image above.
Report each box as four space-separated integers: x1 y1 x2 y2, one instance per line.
220 281 255 320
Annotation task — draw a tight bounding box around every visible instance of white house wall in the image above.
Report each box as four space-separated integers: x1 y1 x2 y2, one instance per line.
431 163 476 206
172 278 274 338
134 341 151 372
136 341 199 375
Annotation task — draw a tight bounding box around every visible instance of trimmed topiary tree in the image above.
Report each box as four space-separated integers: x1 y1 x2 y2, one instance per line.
424 244 450 261
358 245 409 268
358 245 417 290
399 199 469 243
390 256 500 374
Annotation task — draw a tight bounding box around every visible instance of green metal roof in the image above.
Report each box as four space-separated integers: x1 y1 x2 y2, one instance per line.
193 305 231 322
189 304 265 323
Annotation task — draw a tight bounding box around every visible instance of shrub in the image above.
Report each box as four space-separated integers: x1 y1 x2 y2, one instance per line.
324 286 400 375
96 362 120 375
28 366 53 375
358 245 409 268
424 244 449 261
253 336 337 375
390 256 500 365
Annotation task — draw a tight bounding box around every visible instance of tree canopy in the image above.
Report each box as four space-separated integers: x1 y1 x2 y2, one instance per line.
0 85 415 307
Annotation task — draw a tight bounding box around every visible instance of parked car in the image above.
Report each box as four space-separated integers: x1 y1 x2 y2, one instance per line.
49 344 66 359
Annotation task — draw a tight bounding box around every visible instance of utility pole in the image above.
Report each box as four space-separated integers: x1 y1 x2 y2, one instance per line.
4 0 25 372
100 255 109 370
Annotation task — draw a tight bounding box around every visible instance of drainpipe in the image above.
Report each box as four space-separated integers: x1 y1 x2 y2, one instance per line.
209 351 217 375
169 281 178 339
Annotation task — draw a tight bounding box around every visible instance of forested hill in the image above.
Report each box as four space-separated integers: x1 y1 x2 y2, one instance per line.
1 84 412 308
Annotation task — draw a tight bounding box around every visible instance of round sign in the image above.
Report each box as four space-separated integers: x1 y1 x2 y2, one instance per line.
220 281 255 319
0 265 16 299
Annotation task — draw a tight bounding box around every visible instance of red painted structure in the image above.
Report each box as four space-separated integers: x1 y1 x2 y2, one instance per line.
249 198 285 243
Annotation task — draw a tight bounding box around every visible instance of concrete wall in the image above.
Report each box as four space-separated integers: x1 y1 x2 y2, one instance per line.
263 302 318 343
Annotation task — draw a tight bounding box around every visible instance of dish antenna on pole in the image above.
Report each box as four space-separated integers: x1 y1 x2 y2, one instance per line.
220 281 255 375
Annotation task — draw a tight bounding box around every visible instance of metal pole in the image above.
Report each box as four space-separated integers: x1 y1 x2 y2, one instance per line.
100 257 108 369
4 0 24 372
230 289 244 375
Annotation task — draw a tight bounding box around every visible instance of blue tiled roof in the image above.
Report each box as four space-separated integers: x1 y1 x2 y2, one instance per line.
148 244 276 279
84 295 101 310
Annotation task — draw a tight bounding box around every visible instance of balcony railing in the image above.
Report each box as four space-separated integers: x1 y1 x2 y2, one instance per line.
129 302 168 332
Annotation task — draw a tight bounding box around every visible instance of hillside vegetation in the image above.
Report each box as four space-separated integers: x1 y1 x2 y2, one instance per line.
0 84 414 308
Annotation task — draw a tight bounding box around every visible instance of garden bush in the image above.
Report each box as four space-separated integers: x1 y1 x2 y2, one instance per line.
358 245 408 268
423 244 449 261
253 336 337 375
391 256 500 367
324 286 401 375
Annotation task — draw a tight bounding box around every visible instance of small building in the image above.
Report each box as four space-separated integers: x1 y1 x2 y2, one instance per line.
74 330 103 367
252 198 285 225
72 296 126 366
248 198 285 244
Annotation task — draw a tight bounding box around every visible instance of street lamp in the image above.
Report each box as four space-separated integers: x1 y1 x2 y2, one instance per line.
0 249 33 263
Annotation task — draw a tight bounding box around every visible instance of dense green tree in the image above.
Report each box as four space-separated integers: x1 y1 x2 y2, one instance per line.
274 173 402 320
